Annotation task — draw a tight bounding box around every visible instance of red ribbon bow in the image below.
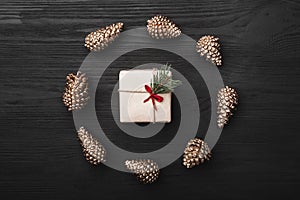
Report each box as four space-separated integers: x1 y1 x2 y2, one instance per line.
143 85 164 110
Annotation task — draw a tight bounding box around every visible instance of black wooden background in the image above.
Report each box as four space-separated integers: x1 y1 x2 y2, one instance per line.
0 0 299 199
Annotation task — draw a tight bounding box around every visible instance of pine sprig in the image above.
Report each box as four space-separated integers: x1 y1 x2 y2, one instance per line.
150 64 182 94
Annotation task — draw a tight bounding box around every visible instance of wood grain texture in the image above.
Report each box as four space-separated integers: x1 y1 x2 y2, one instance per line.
0 0 299 199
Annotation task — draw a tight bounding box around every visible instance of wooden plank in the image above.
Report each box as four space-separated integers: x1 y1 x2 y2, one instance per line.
0 0 299 199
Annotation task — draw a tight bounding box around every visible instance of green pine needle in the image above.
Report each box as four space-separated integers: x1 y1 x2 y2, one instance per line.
150 64 182 94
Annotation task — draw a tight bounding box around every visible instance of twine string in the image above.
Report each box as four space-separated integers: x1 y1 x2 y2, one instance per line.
118 89 157 123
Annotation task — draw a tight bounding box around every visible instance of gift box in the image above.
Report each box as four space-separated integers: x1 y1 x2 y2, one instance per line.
119 69 171 123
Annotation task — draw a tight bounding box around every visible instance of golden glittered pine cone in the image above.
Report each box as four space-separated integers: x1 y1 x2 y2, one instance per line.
62 71 89 111
84 22 123 51
77 127 106 165
217 86 238 128
147 15 181 39
125 159 160 184
196 35 222 66
183 138 211 169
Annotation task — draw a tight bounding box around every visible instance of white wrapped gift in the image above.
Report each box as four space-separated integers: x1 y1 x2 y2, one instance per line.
119 69 171 123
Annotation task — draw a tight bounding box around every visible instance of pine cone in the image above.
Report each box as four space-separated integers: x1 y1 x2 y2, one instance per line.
217 86 238 128
125 159 160 184
62 71 89 111
196 35 222 66
77 127 106 165
147 15 181 39
183 138 211 169
84 22 123 51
